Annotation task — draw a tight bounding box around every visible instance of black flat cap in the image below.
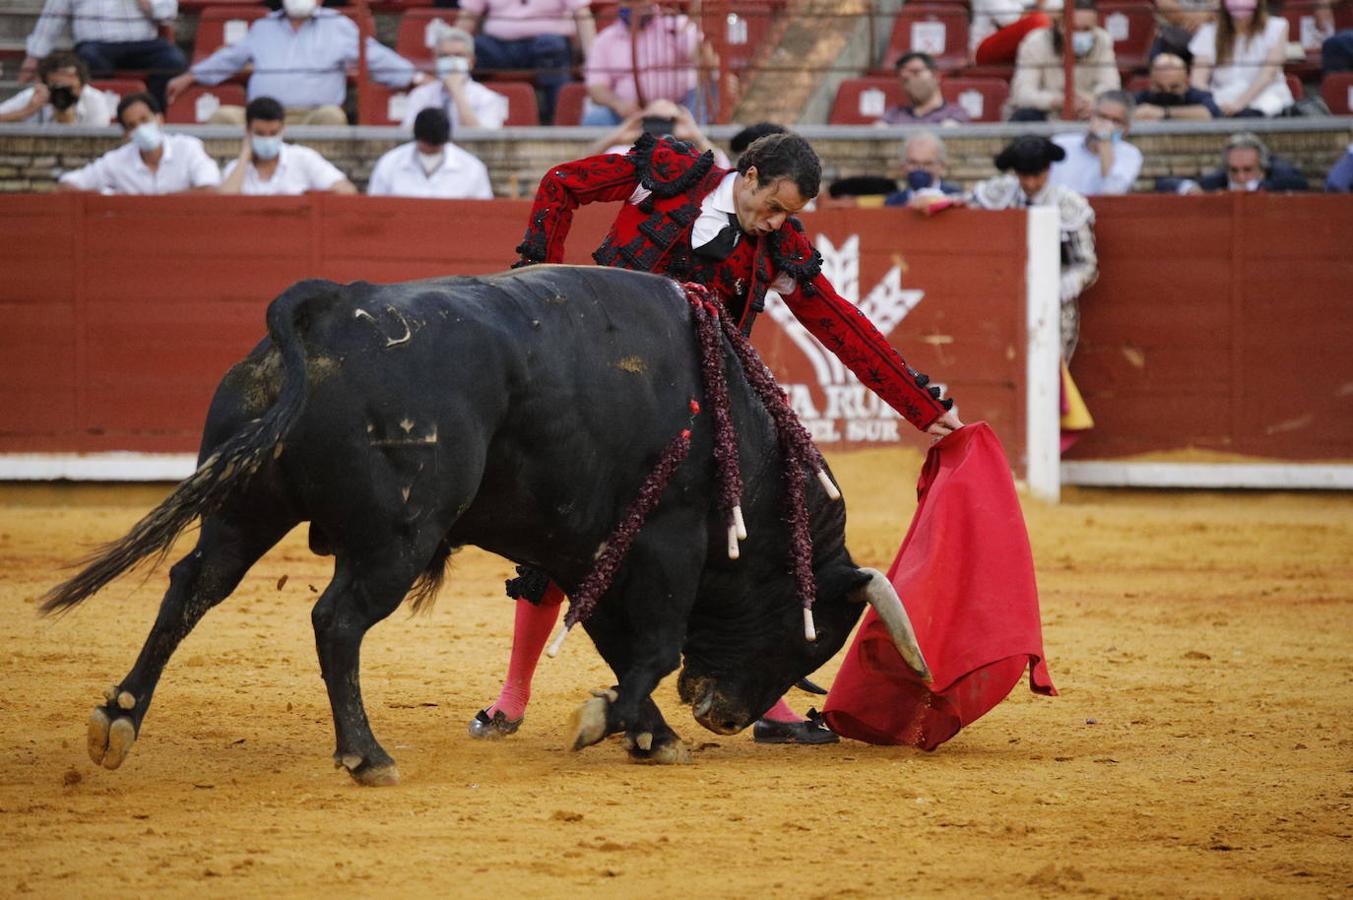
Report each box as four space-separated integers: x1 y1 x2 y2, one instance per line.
994 135 1066 174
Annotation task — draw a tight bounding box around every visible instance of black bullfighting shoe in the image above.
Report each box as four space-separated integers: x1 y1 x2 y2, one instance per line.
467 708 523 739
752 708 839 745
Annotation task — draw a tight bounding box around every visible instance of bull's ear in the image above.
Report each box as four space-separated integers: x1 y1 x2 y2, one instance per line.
845 567 876 602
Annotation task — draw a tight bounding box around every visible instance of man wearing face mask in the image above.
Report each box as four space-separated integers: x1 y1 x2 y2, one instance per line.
884 132 964 208
400 29 508 132
1008 0 1120 121
0 50 112 125
1048 90 1142 196
367 107 493 199
56 92 220 194
220 96 356 196
1168 132 1310 193
880 52 970 126
165 0 420 126
1131 53 1220 121
971 135 1097 359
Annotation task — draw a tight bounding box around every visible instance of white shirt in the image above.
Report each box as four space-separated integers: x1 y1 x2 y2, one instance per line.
59 133 222 194
630 170 795 293
367 141 493 199
400 79 509 131
221 142 347 195
1049 132 1143 196
0 84 113 125
1189 18 1293 116
27 0 176 58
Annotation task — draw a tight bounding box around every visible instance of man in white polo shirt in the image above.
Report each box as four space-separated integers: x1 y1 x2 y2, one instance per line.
57 92 221 194
220 96 357 195
367 107 493 199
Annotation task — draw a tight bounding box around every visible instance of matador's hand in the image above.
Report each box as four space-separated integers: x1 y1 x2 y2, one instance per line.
926 408 964 441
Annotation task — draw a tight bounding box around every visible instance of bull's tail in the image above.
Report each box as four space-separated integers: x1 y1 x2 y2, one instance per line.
39 279 334 615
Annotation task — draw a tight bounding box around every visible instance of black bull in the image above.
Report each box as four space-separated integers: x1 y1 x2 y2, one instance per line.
43 265 928 784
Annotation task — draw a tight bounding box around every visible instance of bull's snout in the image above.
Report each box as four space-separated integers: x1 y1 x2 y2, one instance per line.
679 670 755 734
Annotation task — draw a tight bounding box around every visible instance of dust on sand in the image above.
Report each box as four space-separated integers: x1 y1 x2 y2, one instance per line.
1 449 1350 897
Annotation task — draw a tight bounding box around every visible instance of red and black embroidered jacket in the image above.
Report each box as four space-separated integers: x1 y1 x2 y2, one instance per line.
514 134 953 431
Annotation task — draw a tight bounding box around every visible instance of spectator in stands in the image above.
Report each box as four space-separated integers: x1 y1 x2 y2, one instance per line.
401 28 508 131
971 0 1057 66
970 135 1097 359
1132 52 1220 120
165 0 420 126
56 92 220 194
1049 90 1142 195
1166 132 1310 192
367 107 493 199
220 97 356 196
729 122 787 158
20 0 186 110
880 52 971 125
1326 144 1353 191
455 0 596 125
885 131 964 207
586 99 729 165
583 2 714 125
1188 0 1292 117
0 50 112 125
1151 0 1215 63
1008 0 1120 121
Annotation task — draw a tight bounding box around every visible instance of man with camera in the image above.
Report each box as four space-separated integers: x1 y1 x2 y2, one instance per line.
400 28 509 131
0 50 112 125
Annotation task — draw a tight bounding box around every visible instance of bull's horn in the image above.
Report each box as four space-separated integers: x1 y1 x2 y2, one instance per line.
856 569 932 682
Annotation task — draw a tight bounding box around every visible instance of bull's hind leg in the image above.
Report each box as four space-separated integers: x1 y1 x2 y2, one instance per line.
87 511 294 770
310 545 437 787
569 518 705 765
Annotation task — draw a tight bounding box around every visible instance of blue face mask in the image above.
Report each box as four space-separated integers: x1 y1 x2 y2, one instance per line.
435 55 469 77
1072 31 1095 57
906 170 935 191
251 134 283 161
130 121 162 153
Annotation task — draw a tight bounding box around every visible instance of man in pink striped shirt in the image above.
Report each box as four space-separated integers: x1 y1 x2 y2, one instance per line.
583 2 713 125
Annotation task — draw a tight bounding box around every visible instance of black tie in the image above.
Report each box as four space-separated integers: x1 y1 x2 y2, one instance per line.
694 211 742 260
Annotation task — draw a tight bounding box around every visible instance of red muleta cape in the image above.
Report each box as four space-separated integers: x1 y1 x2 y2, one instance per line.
822 422 1056 750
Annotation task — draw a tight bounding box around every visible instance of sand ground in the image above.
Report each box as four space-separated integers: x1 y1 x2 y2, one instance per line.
2 448 1350 898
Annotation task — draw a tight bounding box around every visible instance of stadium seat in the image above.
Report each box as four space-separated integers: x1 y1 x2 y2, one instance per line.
941 76 1008 122
1098 1 1155 72
1124 73 1150 94
1286 72 1304 101
1321 72 1353 115
396 8 461 67
881 5 969 71
701 1 777 75
486 81 539 126
165 83 245 123
828 77 903 125
89 78 148 104
359 83 412 126
553 81 588 125
192 6 267 64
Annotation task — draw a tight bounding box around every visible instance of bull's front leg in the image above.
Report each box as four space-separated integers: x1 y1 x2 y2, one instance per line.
568 533 702 765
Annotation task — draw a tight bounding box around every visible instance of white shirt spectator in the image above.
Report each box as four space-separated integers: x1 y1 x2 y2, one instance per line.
1189 18 1293 117
1049 132 1143 195
0 84 113 125
26 0 175 59
367 141 493 199
400 80 509 131
190 9 415 107
221 142 347 195
59 133 221 194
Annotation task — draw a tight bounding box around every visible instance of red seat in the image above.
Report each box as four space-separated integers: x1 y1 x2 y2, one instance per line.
881 5 969 72
1124 73 1150 93
165 83 245 123
828 77 903 125
357 83 412 126
396 8 463 67
959 62 1014 81
941 75 1008 122
553 81 588 125
1286 72 1304 101
1321 72 1353 115
192 5 268 64
1276 1 1329 60
1098 1 1155 72
701 1 777 75
487 81 540 125
89 78 149 105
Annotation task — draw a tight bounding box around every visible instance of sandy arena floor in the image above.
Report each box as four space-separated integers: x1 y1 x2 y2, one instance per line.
2 448 1350 898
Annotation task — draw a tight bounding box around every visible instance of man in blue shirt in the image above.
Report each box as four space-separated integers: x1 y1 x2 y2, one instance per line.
164 0 420 125
1131 52 1220 121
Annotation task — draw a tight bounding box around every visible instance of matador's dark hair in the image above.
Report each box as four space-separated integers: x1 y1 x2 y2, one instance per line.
736 132 822 200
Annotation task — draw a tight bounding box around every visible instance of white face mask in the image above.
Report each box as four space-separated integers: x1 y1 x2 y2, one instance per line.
283 0 317 19
1229 178 1261 192
418 150 444 175
1072 31 1095 57
130 121 163 152
435 56 470 77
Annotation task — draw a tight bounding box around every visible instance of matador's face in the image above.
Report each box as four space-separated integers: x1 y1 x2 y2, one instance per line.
733 169 809 237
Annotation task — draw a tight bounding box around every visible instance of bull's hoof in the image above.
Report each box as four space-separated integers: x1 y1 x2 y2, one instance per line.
567 691 614 751
627 736 693 766
87 707 137 770
335 753 401 786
